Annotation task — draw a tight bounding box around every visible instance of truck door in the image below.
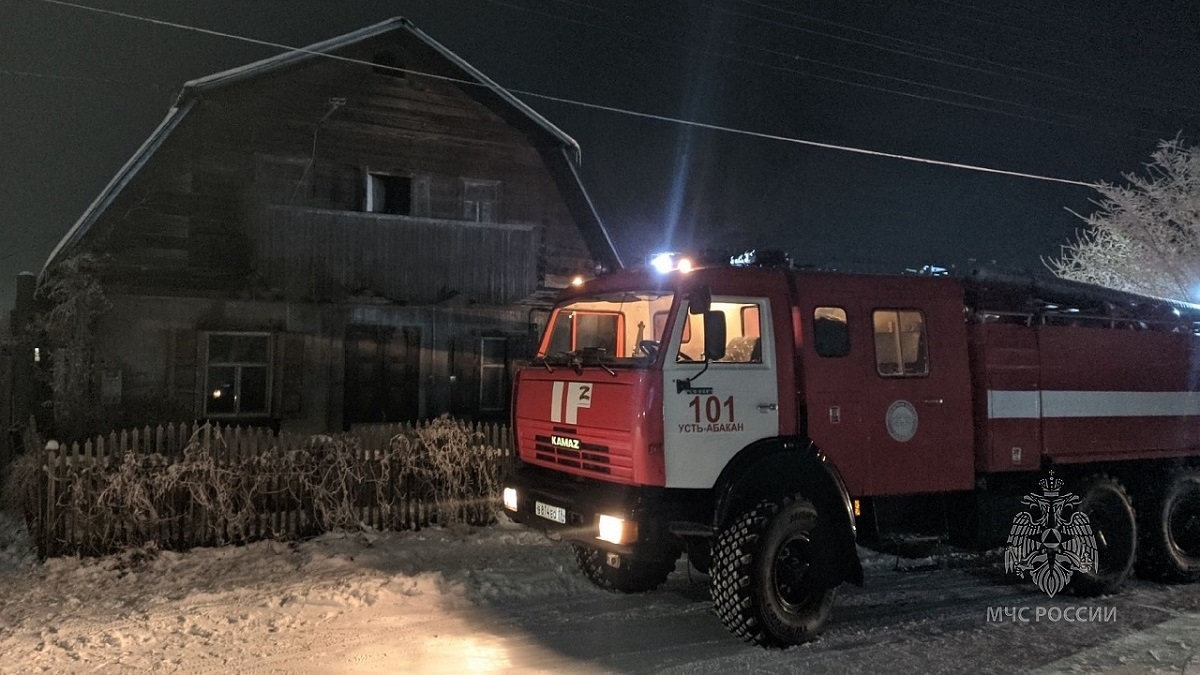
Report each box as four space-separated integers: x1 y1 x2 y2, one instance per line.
801 278 974 496
861 282 974 495
662 296 780 489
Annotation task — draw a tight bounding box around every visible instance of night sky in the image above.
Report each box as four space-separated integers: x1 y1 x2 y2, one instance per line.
3 0 1199 312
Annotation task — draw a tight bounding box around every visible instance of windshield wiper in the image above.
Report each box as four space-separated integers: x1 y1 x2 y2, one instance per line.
574 348 617 377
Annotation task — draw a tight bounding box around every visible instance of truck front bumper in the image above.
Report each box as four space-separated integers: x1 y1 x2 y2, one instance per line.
502 463 674 556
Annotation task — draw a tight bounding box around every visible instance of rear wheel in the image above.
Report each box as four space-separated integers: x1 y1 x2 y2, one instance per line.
572 544 678 593
1071 475 1137 596
711 496 836 647
1138 468 1200 582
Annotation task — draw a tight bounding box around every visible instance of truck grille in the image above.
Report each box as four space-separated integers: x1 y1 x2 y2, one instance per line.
519 422 634 481
534 434 613 475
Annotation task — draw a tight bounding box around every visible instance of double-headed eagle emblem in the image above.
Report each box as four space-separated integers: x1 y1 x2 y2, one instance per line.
1004 472 1098 597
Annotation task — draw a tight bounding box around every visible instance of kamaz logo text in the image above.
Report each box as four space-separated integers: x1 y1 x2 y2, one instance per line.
550 381 593 424
550 435 580 450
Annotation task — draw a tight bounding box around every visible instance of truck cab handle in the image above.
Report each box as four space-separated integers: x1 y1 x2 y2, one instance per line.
757 403 778 412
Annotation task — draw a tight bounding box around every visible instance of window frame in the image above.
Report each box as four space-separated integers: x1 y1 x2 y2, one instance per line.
675 296 770 366
363 170 413 215
462 178 501 223
479 336 508 413
871 308 930 378
812 306 851 358
203 331 273 418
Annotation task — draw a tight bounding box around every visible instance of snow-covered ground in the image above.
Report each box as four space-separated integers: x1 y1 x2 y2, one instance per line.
1 510 1199 674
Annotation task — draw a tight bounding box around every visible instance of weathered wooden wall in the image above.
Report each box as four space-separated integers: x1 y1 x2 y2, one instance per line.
254 205 538 304
93 294 530 433
94 34 596 300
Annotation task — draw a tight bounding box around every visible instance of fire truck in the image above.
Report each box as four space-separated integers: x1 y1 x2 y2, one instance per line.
501 254 1200 647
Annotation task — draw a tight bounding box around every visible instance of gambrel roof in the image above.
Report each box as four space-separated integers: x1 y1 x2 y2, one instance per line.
43 17 621 276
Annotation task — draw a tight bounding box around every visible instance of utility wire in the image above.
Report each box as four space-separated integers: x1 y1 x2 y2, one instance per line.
0 66 169 89
496 0 1176 137
717 1 1200 119
29 0 1095 189
721 42 1159 140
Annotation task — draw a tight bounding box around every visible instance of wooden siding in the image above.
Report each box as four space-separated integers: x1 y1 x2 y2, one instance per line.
254 205 538 304
91 35 597 294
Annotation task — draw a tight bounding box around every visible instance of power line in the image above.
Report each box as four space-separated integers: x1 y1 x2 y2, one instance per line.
0 66 169 89
29 0 1095 189
502 0 1176 137
719 42 1159 140
717 2 1200 120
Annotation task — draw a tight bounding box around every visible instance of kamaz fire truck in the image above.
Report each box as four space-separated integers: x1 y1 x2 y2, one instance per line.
501 254 1200 647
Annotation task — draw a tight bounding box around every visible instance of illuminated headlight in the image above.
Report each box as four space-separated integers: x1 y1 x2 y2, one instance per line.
597 514 637 545
502 487 518 512
650 252 676 274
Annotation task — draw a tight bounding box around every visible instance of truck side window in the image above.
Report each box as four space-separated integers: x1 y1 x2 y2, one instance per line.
677 299 765 363
813 307 850 357
873 309 928 376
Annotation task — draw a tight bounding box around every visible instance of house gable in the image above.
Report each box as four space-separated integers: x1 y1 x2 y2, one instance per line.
43 18 620 304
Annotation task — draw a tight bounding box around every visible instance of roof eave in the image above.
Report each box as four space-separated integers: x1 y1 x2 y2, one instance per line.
40 100 196 280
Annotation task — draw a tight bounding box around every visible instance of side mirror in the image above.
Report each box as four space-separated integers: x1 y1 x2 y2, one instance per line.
703 310 726 361
688 286 712 315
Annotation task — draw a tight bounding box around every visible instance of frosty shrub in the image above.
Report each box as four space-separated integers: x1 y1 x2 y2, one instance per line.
389 415 503 526
31 417 509 557
290 434 375 533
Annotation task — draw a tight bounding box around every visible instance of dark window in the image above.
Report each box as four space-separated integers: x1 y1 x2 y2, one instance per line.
872 309 928 377
205 333 271 416
813 307 850 357
462 179 500 222
480 337 507 412
365 173 412 215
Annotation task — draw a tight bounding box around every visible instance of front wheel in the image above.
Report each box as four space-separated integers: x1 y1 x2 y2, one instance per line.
572 544 678 593
711 496 837 647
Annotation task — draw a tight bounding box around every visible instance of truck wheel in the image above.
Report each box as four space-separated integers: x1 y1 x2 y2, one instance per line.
1138 468 1200 582
572 544 677 593
1071 475 1137 597
711 496 836 647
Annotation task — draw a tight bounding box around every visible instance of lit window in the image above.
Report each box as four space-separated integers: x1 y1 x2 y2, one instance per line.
205 333 271 416
873 310 928 377
675 298 766 364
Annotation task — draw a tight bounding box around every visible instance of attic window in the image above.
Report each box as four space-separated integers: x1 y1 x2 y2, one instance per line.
365 172 412 215
372 51 405 78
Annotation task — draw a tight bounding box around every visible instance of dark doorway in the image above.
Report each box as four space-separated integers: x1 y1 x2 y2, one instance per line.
343 325 421 428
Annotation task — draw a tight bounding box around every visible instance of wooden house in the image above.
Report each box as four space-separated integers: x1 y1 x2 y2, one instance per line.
40 18 621 432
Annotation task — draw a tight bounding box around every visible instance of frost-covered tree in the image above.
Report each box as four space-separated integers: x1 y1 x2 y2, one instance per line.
1046 138 1200 301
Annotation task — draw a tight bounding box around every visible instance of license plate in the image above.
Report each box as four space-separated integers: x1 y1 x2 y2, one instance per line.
535 501 567 524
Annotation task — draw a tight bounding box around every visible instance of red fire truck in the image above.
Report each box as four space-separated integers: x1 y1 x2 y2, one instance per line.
501 255 1200 647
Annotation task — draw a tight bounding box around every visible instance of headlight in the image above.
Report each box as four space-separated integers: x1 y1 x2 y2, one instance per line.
502 487 518 512
597 514 637 544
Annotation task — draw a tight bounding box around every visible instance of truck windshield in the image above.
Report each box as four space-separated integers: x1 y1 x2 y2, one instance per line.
538 291 676 367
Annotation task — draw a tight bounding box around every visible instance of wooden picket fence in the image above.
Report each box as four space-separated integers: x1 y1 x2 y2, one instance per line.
32 418 514 559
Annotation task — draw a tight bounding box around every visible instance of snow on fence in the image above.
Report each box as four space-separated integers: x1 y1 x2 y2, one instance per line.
31 417 514 559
